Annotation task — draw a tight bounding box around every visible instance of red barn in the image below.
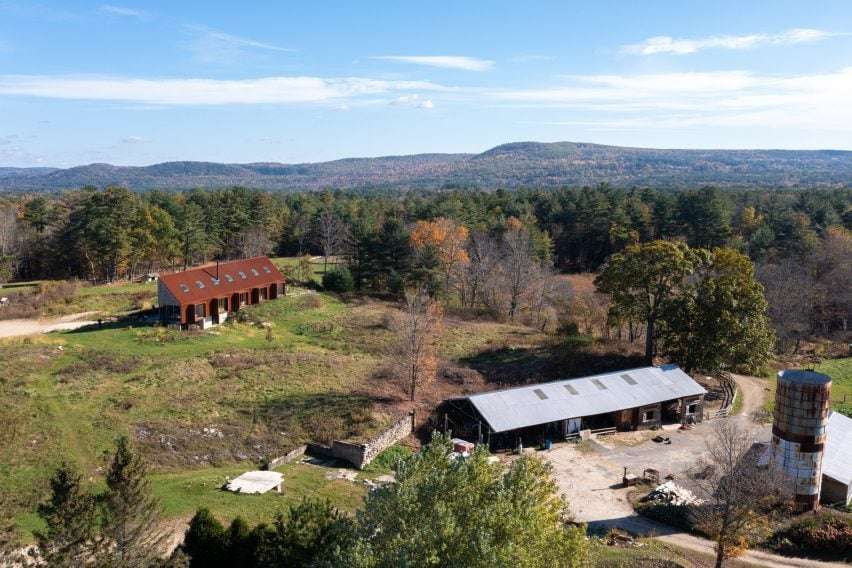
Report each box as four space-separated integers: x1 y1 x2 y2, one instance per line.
158 257 286 328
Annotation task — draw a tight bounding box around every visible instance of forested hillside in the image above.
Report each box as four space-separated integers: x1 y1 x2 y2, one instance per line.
3 142 852 191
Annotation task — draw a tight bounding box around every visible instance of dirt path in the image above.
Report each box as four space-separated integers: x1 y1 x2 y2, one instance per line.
730 373 771 420
0 312 99 338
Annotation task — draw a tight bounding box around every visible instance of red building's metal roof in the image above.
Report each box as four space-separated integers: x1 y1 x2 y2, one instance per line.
159 256 284 305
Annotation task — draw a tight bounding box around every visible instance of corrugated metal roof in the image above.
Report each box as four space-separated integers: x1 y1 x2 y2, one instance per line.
467 365 706 433
158 256 284 305
824 411 852 485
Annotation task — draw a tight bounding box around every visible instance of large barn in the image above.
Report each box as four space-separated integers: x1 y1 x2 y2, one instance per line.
443 365 707 450
158 256 286 329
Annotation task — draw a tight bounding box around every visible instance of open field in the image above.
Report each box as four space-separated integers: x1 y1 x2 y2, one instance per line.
762 357 852 418
0 284 553 539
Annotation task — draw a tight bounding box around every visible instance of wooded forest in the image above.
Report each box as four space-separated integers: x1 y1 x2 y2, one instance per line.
0 185 849 351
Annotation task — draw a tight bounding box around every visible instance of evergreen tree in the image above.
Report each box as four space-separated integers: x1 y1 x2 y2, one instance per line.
100 436 166 568
182 508 226 568
34 463 98 567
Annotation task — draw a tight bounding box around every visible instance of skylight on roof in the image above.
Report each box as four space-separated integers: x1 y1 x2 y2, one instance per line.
564 384 579 395
263 266 271 273
211 278 220 285
238 271 246 279
179 284 190 293
225 274 234 282
591 379 608 391
196 280 205 289
533 388 548 400
251 268 259 276
621 373 637 385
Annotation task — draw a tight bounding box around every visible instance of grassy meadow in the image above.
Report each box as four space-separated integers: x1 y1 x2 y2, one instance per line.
0 264 552 538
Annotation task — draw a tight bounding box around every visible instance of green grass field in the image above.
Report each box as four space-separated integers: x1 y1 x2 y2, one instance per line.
0 274 544 540
763 356 852 418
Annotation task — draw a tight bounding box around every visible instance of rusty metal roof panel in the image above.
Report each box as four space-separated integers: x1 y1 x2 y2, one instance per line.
158 256 284 305
824 411 852 485
467 365 706 433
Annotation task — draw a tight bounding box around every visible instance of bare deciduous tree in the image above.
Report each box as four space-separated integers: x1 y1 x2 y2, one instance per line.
0 205 18 256
757 260 814 352
693 421 791 568
501 226 537 322
314 210 351 273
393 288 444 402
460 231 499 310
237 225 274 259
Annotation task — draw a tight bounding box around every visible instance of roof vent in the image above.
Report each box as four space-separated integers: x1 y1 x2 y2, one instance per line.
533 388 548 400
620 373 637 385
591 379 608 391
564 384 579 395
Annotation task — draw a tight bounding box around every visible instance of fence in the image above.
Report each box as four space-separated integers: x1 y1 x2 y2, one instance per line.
307 411 415 469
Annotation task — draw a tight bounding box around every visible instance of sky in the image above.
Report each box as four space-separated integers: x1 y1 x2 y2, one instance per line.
1 1 852 167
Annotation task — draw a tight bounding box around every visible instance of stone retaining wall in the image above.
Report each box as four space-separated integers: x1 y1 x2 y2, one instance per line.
264 444 307 470
307 411 414 469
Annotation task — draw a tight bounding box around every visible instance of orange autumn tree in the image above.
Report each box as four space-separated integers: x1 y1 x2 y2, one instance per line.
410 217 470 291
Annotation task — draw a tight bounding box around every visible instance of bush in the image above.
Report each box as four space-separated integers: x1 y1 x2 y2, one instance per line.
322 267 354 293
767 511 852 562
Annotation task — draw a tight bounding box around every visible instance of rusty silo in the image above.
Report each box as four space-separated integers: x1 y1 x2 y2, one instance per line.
769 370 832 511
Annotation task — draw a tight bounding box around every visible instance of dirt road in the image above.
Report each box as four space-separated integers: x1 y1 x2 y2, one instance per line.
0 312 98 338
546 374 845 567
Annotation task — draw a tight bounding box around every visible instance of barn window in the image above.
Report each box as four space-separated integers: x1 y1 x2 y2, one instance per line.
620 373 637 385
642 410 656 422
564 384 578 395
533 389 548 400
251 268 259 276
195 280 205 289
591 379 607 391
687 403 698 415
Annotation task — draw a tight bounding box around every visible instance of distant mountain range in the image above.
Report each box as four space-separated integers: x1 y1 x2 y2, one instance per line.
2 142 852 192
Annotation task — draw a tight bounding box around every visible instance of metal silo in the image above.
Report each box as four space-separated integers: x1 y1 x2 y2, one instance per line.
769 370 832 511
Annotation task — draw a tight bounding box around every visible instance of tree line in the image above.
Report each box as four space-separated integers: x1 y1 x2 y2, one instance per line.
0 184 848 340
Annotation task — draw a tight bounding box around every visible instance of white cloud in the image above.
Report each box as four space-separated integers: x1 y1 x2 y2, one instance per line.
622 28 840 55
487 67 852 131
372 55 493 71
389 94 434 109
119 135 148 144
184 25 295 63
0 74 449 106
100 5 149 19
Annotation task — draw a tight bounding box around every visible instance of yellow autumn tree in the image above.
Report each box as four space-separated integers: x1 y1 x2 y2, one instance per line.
410 217 470 291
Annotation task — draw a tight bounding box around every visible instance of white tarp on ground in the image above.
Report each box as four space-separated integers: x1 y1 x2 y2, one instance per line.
467 365 707 433
824 411 852 485
225 471 283 494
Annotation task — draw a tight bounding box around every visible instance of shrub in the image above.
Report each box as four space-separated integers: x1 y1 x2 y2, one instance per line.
767 511 852 562
322 268 354 293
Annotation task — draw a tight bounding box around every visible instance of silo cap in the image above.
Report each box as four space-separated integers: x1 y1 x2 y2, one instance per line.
777 370 831 385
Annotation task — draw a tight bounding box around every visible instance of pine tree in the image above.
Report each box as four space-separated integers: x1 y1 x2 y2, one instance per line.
34 463 98 567
100 436 167 568
182 508 225 568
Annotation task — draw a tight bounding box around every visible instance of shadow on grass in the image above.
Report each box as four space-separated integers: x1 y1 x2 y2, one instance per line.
460 335 646 387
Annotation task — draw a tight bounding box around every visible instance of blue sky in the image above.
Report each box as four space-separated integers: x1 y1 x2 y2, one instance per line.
1 1 852 167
